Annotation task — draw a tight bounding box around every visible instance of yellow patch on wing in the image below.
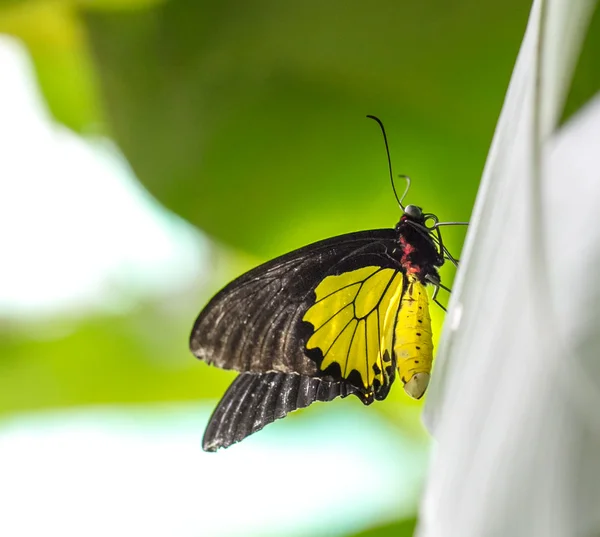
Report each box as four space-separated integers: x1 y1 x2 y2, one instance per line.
354 269 394 317
313 266 379 301
303 266 404 390
394 276 434 399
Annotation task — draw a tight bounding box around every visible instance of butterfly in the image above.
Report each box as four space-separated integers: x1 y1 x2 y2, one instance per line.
190 116 465 451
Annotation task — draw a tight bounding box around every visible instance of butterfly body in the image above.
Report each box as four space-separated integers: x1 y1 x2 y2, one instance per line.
190 207 445 451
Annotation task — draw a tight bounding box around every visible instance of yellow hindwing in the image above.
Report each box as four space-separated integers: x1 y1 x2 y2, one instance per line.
302 266 403 391
303 268 434 399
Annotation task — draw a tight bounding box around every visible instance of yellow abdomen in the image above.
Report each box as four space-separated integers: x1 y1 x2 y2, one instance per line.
394 276 434 399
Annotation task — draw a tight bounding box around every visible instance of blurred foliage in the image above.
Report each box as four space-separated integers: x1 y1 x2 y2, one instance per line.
0 0 534 423
0 306 215 415
81 0 532 258
2 0 534 259
0 0 101 131
0 0 537 418
347 518 417 537
7 1 600 534
5 0 599 435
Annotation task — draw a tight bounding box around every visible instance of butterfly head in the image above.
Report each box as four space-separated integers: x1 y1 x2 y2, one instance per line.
397 204 439 233
402 204 424 223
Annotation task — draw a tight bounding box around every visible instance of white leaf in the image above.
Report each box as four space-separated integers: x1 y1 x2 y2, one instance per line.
418 0 600 535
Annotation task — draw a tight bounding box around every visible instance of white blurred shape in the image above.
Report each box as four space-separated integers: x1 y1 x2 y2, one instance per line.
0 404 426 537
419 0 600 536
0 36 205 318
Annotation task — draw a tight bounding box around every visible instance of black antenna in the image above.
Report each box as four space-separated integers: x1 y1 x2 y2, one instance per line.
367 115 405 211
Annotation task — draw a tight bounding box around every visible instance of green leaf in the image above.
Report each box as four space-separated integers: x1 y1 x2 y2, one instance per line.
82 0 530 256
0 307 233 415
0 0 102 132
346 518 418 537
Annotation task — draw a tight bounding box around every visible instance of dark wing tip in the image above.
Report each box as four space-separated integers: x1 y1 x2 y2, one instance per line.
202 372 359 452
189 314 207 357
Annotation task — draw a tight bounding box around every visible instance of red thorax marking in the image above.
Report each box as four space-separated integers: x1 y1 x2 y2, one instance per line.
400 236 420 275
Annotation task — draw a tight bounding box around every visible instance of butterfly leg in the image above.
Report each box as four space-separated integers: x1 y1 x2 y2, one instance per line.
430 225 460 268
432 225 446 265
431 285 447 312
435 281 452 294
426 273 452 294
426 274 451 312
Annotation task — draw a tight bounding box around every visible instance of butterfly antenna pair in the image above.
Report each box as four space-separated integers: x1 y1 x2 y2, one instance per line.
367 114 469 311
366 115 411 211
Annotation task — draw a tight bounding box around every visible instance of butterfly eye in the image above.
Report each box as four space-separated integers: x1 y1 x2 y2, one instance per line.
404 205 423 220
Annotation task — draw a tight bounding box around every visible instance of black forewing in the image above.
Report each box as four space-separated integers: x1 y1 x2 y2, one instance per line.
202 371 360 451
189 229 401 378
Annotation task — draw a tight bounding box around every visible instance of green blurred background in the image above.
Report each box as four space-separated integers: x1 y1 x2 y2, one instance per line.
2 0 581 535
